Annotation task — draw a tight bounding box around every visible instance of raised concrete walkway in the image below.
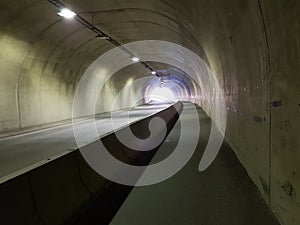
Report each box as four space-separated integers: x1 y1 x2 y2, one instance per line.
110 102 280 225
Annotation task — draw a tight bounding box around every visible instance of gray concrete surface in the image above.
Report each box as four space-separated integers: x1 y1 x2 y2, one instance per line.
110 102 280 225
0 104 170 184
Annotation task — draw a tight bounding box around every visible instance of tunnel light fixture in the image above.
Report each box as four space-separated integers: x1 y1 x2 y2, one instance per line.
96 34 110 40
58 8 77 19
48 1 158 77
49 2 159 77
131 57 140 62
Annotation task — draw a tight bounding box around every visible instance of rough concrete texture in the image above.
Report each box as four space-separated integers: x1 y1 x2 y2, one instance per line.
0 1 299 225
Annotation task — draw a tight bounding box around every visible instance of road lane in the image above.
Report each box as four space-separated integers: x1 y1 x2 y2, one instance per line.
0 104 171 184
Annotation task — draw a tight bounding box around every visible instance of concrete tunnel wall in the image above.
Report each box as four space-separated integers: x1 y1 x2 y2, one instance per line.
0 1 299 225
0 0 148 131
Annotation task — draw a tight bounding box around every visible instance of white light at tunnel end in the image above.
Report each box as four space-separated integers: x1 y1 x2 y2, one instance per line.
149 87 177 103
72 40 227 186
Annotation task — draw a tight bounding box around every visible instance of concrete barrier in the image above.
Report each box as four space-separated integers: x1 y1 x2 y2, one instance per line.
0 174 42 225
77 152 109 197
0 102 183 225
72 102 183 224
29 152 91 225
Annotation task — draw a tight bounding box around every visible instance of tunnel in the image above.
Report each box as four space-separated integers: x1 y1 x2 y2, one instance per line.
0 0 299 225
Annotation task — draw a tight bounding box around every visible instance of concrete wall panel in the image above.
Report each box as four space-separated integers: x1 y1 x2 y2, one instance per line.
0 174 42 225
30 153 91 225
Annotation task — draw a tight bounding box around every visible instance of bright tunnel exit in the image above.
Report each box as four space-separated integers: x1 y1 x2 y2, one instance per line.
144 72 195 105
148 86 177 103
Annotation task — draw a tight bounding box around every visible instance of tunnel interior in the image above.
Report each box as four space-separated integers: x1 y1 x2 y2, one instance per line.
0 0 299 225
143 63 196 104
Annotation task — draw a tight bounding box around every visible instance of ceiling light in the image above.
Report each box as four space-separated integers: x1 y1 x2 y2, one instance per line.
131 57 140 62
96 35 110 40
58 8 77 19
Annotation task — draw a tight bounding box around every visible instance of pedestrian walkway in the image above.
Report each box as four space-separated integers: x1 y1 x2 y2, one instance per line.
110 103 280 225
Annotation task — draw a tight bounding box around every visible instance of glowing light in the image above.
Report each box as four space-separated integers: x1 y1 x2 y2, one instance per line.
126 78 133 86
96 35 110 40
149 87 176 103
131 57 140 62
151 71 157 75
58 8 76 19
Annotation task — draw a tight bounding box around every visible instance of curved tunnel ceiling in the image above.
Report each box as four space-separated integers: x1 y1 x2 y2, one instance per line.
1 0 221 130
1 0 208 127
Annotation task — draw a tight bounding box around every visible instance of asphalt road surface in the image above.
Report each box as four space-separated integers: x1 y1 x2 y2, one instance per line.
0 104 171 184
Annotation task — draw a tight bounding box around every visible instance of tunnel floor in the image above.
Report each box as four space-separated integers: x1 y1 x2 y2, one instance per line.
0 104 171 184
109 102 280 225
